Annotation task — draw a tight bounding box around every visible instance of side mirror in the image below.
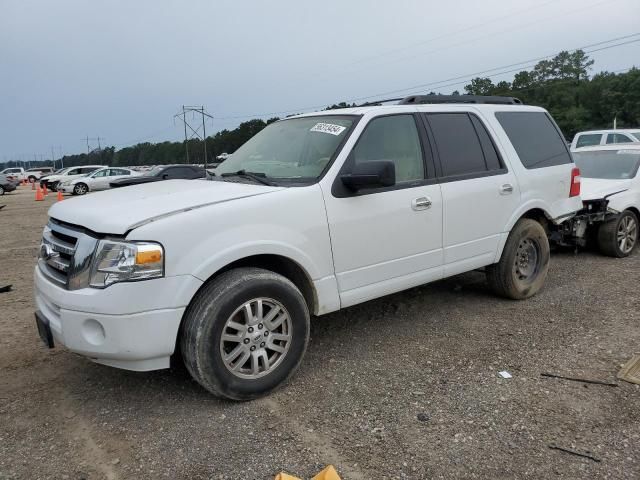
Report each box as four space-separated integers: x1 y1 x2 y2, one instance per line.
162 173 169 179
341 160 395 191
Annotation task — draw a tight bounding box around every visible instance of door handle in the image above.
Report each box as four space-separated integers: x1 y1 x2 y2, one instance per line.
412 197 432 211
500 184 514 195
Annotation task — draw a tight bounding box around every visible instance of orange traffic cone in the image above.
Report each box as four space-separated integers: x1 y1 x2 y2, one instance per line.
56 190 64 201
35 185 44 201
42 183 48 195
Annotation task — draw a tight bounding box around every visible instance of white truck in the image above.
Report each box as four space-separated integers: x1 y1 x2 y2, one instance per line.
0 167 26 182
34 95 582 400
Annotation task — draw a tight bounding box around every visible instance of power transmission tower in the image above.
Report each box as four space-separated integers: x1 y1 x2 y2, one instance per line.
82 136 105 153
174 106 213 170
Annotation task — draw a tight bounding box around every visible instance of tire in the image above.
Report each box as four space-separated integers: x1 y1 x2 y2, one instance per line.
597 210 638 258
0 186 4 196
28 176 36 183
486 218 550 300
73 183 88 195
180 267 310 400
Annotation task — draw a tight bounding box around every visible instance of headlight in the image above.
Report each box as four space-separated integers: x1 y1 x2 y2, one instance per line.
89 240 164 288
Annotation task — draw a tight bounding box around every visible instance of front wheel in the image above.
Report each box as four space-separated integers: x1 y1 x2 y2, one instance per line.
0 185 4 196
73 183 88 195
180 267 310 400
486 218 550 300
28 176 36 183
597 210 638 257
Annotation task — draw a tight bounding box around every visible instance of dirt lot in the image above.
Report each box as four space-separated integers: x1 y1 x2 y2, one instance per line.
1 186 639 480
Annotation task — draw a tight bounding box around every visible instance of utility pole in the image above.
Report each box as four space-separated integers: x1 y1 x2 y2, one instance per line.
174 106 213 168
82 136 105 154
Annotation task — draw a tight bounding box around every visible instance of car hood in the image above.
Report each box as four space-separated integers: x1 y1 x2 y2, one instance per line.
580 178 633 201
48 180 283 234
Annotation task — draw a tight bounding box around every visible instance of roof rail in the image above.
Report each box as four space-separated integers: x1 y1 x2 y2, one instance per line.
399 95 522 105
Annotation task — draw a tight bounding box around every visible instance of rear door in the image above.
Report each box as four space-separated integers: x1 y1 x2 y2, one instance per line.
323 113 444 307
422 112 520 276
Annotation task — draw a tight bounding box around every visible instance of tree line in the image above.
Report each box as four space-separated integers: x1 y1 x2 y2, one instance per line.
3 50 638 170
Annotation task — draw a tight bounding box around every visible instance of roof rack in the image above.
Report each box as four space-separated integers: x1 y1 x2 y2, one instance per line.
399 94 522 105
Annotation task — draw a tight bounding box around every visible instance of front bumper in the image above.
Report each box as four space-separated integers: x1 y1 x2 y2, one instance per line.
34 265 203 371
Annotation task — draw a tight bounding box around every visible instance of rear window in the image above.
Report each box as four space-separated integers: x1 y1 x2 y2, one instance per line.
576 133 602 148
496 112 572 169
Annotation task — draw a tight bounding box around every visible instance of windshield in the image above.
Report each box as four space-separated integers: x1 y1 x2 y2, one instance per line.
573 150 640 179
145 166 165 176
215 116 355 180
630 131 640 141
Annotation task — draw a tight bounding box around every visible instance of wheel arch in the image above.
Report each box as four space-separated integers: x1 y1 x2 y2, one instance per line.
174 253 318 360
495 206 553 263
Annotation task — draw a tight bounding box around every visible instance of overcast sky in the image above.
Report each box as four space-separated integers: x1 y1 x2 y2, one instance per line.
1 0 639 161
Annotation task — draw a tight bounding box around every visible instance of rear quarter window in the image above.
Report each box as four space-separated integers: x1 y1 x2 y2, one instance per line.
496 111 572 169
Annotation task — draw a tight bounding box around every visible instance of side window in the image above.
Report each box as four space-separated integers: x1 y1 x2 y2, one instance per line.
67 168 81 175
607 133 633 144
351 115 424 183
112 169 130 175
496 112 572 169
93 170 108 177
83 167 99 174
576 133 602 148
469 115 503 171
426 113 487 177
165 167 191 178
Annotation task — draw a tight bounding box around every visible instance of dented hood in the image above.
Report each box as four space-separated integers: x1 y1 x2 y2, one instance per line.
48 179 282 234
579 178 632 201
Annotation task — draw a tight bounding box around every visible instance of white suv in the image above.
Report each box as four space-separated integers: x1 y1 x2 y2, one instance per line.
34 96 582 400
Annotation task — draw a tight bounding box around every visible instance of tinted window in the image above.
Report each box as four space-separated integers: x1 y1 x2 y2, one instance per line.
67 168 81 175
576 133 602 148
606 133 633 144
351 115 424 183
496 112 572 169
427 113 486 177
93 169 109 177
166 167 195 179
469 115 503 171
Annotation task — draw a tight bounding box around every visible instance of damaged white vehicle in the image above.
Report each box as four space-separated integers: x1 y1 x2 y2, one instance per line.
555 145 640 257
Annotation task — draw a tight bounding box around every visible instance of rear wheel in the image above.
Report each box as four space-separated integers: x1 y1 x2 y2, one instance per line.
486 218 550 300
597 210 638 257
0 185 5 195
28 176 36 183
73 183 88 195
180 267 310 400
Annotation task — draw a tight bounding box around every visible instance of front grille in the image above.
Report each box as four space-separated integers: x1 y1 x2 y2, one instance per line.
39 219 98 290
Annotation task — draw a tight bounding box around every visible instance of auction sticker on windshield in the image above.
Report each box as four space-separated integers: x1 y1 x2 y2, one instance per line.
310 123 347 136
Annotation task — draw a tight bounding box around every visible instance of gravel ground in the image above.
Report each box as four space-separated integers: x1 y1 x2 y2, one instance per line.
1 187 639 480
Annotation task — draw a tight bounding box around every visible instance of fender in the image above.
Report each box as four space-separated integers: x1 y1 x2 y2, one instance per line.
494 199 554 263
192 240 324 283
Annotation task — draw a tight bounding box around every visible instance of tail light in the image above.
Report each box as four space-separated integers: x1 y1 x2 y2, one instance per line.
569 167 581 197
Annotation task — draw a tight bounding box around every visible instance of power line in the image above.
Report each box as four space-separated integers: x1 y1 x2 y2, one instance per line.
214 33 640 120
328 0 618 78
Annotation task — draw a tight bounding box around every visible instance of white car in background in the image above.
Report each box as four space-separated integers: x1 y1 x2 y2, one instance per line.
40 165 104 191
567 145 640 257
571 129 640 150
59 167 140 195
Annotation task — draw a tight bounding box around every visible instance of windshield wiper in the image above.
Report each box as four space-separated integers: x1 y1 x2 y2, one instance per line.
220 169 275 186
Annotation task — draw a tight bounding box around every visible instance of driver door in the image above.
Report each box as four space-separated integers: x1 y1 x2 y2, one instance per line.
322 114 444 308
90 169 111 190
